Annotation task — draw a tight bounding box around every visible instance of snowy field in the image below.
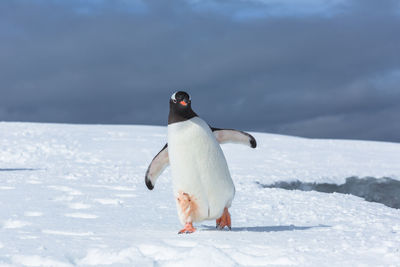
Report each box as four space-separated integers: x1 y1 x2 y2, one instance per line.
0 122 399 266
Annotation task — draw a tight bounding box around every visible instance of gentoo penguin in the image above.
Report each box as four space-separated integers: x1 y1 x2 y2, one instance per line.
145 91 256 234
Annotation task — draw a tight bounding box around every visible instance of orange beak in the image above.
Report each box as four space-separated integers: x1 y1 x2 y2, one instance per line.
180 100 188 106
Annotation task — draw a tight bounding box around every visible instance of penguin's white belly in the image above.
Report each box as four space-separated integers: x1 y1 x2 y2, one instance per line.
168 117 235 223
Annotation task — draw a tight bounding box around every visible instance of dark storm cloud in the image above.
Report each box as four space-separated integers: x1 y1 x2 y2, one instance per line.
0 0 399 142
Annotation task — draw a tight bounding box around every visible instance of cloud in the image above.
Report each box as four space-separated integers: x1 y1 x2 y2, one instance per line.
189 0 349 18
0 0 399 142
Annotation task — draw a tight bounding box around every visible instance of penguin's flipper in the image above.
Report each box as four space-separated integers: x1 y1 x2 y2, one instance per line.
145 144 169 190
211 127 257 148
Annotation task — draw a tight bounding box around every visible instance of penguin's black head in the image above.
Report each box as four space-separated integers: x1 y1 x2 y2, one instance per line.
170 91 191 107
168 91 197 124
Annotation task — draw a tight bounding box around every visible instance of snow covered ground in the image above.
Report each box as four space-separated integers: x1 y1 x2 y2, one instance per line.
0 122 399 266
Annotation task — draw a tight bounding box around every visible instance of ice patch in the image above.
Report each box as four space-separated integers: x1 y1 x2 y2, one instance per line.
108 186 135 191
48 185 82 195
24 212 43 217
26 180 42 185
53 195 75 202
63 174 78 180
19 235 39 240
94 198 123 205
0 186 15 190
2 219 31 229
115 193 136 198
87 185 135 191
42 230 93 236
68 203 91 210
64 213 98 219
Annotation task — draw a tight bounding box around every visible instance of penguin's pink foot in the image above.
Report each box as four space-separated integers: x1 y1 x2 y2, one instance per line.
216 207 231 230
178 222 196 234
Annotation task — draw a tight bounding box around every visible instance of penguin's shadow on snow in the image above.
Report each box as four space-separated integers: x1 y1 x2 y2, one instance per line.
201 224 330 232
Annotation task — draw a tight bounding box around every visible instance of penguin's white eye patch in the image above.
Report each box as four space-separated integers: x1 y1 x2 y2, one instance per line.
171 92 177 101
171 91 190 102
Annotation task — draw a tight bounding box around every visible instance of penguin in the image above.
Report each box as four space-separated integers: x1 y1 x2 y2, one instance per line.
145 91 257 234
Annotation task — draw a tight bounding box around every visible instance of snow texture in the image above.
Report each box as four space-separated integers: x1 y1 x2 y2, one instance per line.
0 122 399 266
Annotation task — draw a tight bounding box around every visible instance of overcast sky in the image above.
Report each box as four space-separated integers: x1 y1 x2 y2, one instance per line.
1 0 399 142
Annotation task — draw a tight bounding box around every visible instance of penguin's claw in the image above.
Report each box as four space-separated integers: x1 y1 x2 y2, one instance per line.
215 207 231 230
216 217 222 228
216 224 232 231
178 222 196 234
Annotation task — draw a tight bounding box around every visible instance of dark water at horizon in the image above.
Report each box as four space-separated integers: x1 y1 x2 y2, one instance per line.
258 177 400 209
